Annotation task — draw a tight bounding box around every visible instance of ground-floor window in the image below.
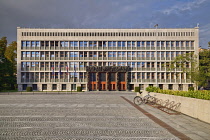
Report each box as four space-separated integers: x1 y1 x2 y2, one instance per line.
22 84 27 90
178 84 183 90
149 84 153 87
129 84 134 90
71 84 76 90
62 84 66 90
139 84 144 90
159 84 163 89
52 84 57 90
32 84 37 90
42 84 47 90
169 84 173 90
81 84 86 90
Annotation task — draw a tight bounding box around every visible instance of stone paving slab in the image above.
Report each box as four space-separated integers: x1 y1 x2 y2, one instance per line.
124 94 210 140
0 94 179 140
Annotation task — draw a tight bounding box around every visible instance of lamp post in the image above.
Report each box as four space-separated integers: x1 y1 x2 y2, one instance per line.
154 24 158 87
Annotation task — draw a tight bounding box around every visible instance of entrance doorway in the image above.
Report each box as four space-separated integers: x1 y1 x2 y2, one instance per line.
119 83 126 91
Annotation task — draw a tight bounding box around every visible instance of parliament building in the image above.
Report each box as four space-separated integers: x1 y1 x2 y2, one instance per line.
17 27 199 91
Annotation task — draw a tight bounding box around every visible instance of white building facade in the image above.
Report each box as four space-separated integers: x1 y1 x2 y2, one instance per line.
17 27 199 91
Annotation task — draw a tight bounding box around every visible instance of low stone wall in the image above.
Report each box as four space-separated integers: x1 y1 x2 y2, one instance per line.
147 91 210 124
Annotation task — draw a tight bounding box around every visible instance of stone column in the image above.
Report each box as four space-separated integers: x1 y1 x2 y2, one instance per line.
97 72 99 91
87 72 90 91
107 72 109 91
116 72 119 91
126 72 129 91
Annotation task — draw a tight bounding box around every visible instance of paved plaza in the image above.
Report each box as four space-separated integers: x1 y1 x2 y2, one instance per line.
0 92 210 140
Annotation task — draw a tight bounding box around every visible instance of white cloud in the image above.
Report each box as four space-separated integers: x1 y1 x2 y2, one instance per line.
162 0 207 15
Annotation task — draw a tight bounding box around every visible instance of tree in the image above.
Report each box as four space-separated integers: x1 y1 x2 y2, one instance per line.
168 52 198 89
195 50 210 87
0 37 8 91
0 37 17 91
0 37 7 61
5 41 17 73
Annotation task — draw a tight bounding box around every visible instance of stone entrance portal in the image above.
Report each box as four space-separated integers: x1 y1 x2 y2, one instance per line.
86 66 130 91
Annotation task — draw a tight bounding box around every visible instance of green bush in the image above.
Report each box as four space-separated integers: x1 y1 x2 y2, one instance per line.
77 86 82 92
146 86 160 92
26 87 32 92
152 88 210 100
134 87 140 92
188 87 194 91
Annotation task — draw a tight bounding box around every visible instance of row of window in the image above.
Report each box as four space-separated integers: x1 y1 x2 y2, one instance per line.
21 51 192 58
21 83 191 91
21 61 190 69
21 84 78 90
21 31 195 37
21 41 195 48
21 72 189 80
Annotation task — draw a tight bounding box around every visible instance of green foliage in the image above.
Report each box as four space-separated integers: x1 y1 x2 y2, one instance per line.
145 86 160 92
134 87 140 92
77 86 82 92
195 49 210 87
0 37 7 60
188 87 194 91
153 89 210 100
0 37 17 91
26 87 32 92
168 52 198 84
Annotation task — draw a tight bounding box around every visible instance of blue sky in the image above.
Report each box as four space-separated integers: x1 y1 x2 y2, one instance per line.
0 0 210 48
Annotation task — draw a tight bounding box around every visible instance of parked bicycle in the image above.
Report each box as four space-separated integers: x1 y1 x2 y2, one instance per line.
133 91 157 105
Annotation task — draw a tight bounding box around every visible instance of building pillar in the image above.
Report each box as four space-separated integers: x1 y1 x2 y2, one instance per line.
183 84 188 91
126 72 129 91
116 72 119 91
87 72 90 91
18 84 22 91
173 84 179 91
107 72 109 91
97 72 99 91
163 84 168 90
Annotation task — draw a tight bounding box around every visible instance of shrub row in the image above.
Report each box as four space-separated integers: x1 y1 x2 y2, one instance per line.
145 86 210 100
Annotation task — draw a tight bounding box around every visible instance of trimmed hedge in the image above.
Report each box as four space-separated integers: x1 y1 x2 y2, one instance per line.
26 87 32 92
134 87 140 92
188 87 194 91
77 86 82 92
145 86 210 100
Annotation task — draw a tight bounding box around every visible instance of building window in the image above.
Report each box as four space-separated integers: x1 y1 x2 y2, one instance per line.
62 84 66 90
79 41 83 47
137 41 140 47
178 84 183 90
52 84 57 90
81 84 86 90
42 84 47 90
32 84 37 90
122 41 126 47
22 84 27 90
130 84 134 90
71 84 76 90
103 41 107 47
26 41 30 47
139 84 144 90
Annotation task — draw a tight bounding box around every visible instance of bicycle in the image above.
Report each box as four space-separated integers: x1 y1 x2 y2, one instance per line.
133 92 156 105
